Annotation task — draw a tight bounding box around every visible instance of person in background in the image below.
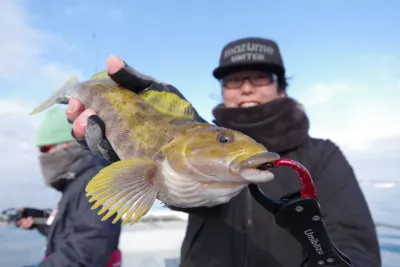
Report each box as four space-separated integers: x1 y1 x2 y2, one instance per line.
13 106 122 267
65 37 381 267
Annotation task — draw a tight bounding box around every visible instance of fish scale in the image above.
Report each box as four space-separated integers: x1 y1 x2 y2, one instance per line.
83 80 192 159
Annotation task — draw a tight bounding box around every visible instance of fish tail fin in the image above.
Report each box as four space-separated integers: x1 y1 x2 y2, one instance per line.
30 75 80 115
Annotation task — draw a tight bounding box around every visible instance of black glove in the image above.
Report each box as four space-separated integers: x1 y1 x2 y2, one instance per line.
20 207 51 218
14 208 50 230
72 60 208 163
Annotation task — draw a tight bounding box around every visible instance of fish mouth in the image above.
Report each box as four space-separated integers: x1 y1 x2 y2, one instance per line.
232 151 280 183
194 152 280 189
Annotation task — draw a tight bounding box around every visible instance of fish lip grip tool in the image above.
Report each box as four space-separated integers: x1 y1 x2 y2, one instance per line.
249 158 354 267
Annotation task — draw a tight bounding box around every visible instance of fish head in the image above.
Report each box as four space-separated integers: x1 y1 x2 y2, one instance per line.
183 125 279 182
166 125 279 193
161 125 280 207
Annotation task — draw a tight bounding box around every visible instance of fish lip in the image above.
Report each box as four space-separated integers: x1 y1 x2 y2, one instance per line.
230 151 280 173
192 152 280 187
227 151 280 183
240 151 280 170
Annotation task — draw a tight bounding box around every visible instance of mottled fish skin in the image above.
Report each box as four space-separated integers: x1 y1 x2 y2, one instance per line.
68 79 195 160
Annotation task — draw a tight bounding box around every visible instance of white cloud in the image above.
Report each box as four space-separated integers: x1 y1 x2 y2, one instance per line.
0 0 77 207
294 55 400 182
0 100 61 209
0 1 124 208
297 54 400 154
0 0 82 95
300 83 353 106
0 99 41 180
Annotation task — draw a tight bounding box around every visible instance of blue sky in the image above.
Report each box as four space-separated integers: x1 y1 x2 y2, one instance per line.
0 0 400 208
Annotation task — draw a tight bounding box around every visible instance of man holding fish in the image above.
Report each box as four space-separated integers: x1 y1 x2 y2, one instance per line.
31 37 380 266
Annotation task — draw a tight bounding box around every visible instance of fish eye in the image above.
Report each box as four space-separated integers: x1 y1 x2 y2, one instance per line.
218 135 230 143
216 130 234 144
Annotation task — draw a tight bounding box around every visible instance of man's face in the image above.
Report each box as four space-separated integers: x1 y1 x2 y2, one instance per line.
221 69 285 108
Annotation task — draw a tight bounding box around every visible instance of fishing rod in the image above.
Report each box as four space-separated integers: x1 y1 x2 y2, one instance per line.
0 208 48 225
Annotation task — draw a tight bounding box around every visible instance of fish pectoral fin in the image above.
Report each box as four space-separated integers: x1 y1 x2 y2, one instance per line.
85 158 160 225
140 90 195 120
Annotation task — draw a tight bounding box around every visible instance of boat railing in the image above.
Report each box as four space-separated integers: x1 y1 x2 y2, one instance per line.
121 209 188 224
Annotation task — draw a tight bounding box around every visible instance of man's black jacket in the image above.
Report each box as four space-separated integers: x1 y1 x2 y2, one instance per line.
176 138 381 267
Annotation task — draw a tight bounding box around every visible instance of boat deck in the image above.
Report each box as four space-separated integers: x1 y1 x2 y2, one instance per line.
119 209 188 267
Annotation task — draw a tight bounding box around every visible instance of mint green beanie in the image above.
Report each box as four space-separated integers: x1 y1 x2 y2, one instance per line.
36 106 74 146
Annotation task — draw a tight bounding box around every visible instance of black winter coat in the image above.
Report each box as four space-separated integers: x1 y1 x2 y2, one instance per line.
38 155 121 267
177 137 381 267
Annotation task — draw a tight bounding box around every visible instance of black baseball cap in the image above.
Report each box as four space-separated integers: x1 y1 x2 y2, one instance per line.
212 37 285 79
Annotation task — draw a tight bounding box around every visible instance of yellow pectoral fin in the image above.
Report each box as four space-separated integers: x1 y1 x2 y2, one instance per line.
85 158 160 225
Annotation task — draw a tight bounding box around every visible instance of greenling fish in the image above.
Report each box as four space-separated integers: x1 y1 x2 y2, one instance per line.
29 74 280 225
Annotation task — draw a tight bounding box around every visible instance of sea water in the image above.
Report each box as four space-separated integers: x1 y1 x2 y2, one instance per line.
0 182 399 266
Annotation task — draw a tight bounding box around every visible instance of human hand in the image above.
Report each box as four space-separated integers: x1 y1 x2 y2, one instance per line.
9 207 46 229
15 216 35 229
66 55 206 162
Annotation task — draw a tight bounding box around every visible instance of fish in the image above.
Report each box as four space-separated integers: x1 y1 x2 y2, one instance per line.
29 74 280 225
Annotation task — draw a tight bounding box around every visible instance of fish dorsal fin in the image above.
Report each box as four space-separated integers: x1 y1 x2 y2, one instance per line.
91 70 195 120
91 70 110 80
139 90 195 120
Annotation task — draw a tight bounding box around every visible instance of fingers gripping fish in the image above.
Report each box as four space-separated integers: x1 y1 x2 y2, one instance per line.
30 76 280 225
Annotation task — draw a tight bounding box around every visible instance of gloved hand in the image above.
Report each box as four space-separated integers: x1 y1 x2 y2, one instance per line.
67 55 207 163
20 207 51 218
14 208 50 230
